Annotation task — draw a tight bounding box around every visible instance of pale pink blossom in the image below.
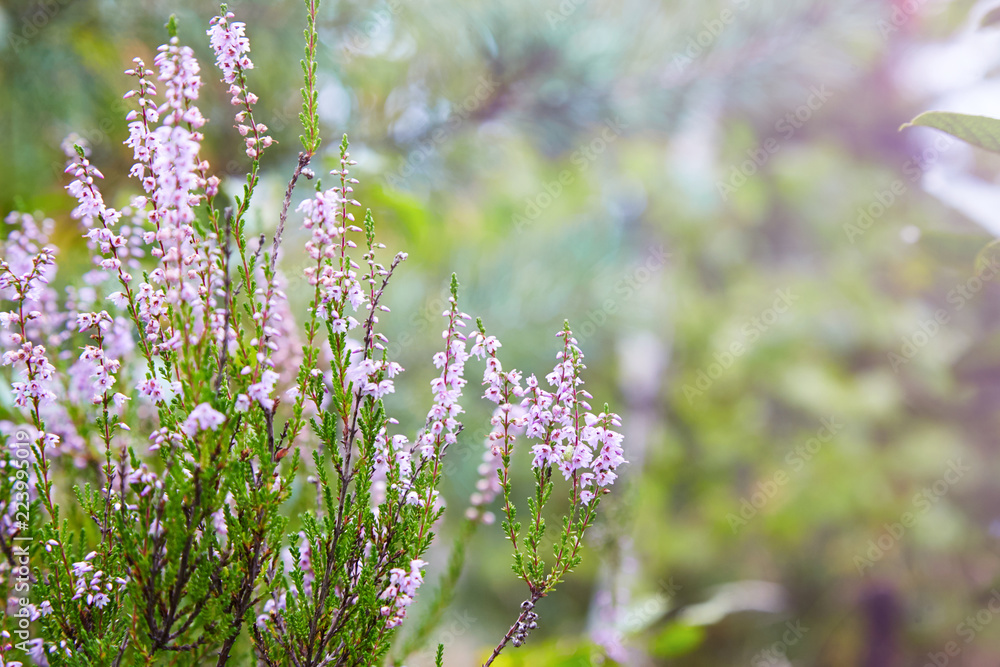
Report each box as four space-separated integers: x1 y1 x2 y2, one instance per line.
182 402 226 434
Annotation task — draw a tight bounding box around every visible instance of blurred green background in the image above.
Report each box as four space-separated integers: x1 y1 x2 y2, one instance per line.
6 0 1000 664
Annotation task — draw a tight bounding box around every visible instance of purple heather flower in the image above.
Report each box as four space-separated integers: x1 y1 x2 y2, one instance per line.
182 402 226 435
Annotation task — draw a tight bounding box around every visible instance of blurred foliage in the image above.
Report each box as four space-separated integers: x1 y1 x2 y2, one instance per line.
7 0 1000 664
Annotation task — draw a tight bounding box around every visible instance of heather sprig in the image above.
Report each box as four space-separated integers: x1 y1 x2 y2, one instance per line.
299 0 322 156
473 321 625 665
0 5 624 666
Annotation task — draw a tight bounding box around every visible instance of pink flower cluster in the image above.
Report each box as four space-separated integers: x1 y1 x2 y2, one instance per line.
2 341 56 409
464 334 523 520
132 282 168 345
121 36 210 319
379 559 427 628
296 532 315 596
182 403 226 435
207 11 272 158
245 369 279 411
525 330 625 503
345 358 403 400
73 310 128 405
0 213 59 311
299 150 367 324
66 553 127 609
207 12 252 86
77 343 120 404
149 40 205 263
255 593 287 630
33 550 127 617
245 266 292 385
364 296 477 513
258 272 302 388
0 231 59 410
124 59 159 189
372 426 412 478
64 147 123 232
370 422 415 507
155 40 206 129
419 304 471 457
125 463 162 498
467 327 626 510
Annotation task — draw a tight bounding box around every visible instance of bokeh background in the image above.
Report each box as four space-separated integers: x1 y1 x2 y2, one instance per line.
6 0 1000 664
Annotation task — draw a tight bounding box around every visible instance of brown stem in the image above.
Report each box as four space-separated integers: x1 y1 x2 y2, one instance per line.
110 634 130 667
270 152 312 275
483 592 544 667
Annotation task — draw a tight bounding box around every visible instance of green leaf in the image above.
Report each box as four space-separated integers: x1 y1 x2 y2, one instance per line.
900 111 1000 153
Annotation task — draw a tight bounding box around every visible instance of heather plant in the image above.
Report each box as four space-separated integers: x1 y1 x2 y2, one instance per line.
0 3 624 666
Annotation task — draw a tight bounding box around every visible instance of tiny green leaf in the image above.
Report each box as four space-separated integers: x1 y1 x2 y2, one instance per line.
901 110 1000 154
